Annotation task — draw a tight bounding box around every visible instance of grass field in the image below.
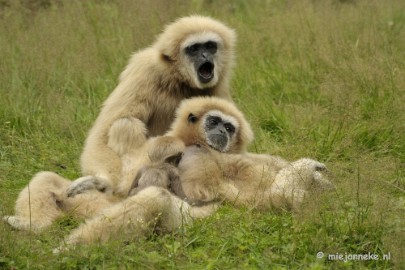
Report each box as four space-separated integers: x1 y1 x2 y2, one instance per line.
1 0 404 269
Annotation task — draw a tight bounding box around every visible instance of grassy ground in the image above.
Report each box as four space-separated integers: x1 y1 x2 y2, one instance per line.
0 0 404 269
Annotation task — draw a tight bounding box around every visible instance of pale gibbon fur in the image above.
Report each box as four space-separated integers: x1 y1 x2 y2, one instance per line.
3 172 119 232
112 96 254 196
177 146 334 211
52 98 333 250
76 15 237 197
2 136 185 233
4 93 253 233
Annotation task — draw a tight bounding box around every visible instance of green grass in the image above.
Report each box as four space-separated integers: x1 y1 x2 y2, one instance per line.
1 0 404 269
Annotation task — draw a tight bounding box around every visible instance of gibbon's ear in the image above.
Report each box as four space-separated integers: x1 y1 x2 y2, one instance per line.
162 54 174 62
165 152 183 166
188 113 198 123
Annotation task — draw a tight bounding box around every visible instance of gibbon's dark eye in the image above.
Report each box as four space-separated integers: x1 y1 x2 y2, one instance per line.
205 115 223 130
224 123 235 134
209 118 218 126
204 41 217 54
188 113 198 123
185 44 200 55
206 116 221 130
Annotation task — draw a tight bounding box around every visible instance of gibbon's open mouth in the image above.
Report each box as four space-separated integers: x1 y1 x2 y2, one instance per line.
198 62 214 83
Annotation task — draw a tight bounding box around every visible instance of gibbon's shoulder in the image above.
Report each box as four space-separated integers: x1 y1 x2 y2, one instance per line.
119 48 162 82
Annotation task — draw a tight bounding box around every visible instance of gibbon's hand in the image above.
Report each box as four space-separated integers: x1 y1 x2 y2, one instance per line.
66 176 112 197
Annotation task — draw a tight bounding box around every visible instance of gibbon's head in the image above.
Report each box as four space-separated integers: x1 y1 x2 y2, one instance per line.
166 97 253 153
154 15 236 89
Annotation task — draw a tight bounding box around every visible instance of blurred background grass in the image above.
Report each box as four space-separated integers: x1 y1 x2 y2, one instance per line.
0 0 404 269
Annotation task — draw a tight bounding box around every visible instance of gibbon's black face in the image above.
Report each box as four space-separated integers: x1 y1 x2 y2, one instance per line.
188 111 237 152
185 41 217 84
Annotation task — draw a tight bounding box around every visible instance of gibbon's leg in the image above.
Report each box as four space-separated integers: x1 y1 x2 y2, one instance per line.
68 117 148 197
3 171 71 232
270 158 334 210
54 186 193 252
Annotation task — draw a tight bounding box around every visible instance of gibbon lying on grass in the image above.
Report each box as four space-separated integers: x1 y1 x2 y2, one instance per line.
52 97 334 250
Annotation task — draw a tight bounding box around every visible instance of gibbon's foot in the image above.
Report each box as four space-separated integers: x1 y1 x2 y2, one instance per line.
293 158 334 191
3 215 51 232
66 176 112 197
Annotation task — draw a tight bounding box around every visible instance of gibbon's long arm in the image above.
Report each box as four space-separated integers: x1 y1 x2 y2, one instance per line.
67 90 153 197
67 114 149 198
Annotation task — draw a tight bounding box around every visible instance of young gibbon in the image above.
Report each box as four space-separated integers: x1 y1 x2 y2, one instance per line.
113 96 254 197
131 97 334 210
72 15 237 198
53 97 333 250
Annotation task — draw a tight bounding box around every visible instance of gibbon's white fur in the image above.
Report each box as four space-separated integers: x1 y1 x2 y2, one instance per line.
116 97 254 196
3 172 118 232
165 97 253 153
177 146 334 211
5 97 250 233
52 98 333 250
68 96 253 198
53 187 200 253
3 136 185 233
4 97 333 250
55 153 333 251
76 15 236 197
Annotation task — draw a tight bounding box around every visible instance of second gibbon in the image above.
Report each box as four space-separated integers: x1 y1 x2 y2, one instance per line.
53 97 333 250
3 97 252 233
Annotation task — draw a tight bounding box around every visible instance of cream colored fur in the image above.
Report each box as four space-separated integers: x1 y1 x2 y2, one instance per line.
4 97 333 250
3 136 184 233
178 146 334 211
51 98 332 250
54 186 216 253
72 96 254 198
78 15 236 196
3 172 118 232
53 146 333 250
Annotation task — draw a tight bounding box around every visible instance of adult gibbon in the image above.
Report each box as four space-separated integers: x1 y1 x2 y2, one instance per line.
53 98 333 250
71 15 237 197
